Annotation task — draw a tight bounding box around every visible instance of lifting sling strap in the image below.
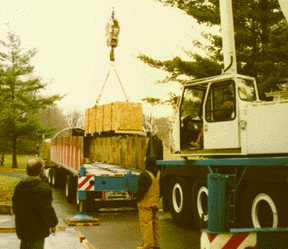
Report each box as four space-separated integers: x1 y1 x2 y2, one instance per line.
96 62 129 104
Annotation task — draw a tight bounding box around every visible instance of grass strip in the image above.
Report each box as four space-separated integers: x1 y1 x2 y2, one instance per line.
0 155 31 172
0 175 21 204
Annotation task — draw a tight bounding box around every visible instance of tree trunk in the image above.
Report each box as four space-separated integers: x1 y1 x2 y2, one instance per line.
12 133 18 168
0 152 4 166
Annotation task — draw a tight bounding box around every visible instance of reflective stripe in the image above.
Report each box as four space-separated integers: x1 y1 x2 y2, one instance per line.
201 231 256 249
78 176 94 190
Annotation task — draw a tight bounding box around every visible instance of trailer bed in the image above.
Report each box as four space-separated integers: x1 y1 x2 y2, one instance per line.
83 162 140 176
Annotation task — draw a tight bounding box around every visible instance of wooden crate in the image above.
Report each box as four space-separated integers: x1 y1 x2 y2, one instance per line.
112 102 142 133
86 102 142 135
89 136 148 170
103 104 112 132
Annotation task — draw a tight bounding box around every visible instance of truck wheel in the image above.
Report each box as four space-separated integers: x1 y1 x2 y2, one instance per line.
51 168 57 187
51 167 63 188
47 168 52 185
191 178 208 230
242 185 288 228
76 188 80 206
169 177 192 227
65 174 77 203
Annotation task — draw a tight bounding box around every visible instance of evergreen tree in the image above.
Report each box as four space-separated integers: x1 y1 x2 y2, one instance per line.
0 32 61 168
138 0 288 99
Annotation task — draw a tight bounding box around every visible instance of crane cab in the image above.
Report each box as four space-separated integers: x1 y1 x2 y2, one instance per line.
171 74 258 157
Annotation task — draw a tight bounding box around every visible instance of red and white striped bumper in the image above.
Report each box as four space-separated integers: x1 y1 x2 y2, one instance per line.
201 231 256 249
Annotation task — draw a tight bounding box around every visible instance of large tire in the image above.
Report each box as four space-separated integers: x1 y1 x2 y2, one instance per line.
65 174 77 203
242 184 288 228
169 176 192 227
50 167 64 188
191 178 208 230
51 168 57 188
47 168 52 185
76 188 80 206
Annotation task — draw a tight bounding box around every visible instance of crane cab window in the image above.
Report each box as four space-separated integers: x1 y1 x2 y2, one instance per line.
205 81 235 122
180 86 206 149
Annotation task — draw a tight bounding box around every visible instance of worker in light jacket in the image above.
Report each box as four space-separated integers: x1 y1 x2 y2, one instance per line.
12 157 58 249
136 155 164 249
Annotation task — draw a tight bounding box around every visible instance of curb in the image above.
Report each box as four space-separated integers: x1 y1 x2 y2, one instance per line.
0 224 98 248
75 229 97 249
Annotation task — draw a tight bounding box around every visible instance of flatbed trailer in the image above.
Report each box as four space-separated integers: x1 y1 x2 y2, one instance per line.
42 127 142 211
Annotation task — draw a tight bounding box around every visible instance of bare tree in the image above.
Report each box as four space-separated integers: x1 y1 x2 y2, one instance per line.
38 104 69 136
143 114 158 133
143 114 171 150
154 117 171 150
66 109 84 128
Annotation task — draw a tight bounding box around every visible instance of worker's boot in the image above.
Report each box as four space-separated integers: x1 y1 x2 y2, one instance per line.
190 141 201 149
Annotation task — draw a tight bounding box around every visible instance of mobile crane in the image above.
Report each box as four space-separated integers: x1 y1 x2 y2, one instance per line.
157 0 288 241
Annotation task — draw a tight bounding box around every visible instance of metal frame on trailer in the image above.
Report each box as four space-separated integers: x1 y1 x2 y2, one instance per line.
157 157 288 167
77 163 139 213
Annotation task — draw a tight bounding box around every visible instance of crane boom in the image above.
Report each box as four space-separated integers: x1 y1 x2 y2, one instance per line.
279 0 288 23
220 0 237 74
220 0 288 75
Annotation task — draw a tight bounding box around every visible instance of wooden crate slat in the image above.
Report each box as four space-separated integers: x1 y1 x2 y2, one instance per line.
88 107 96 135
0 227 16 233
91 106 97 135
88 108 93 134
64 217 100 226
96 105 104 133
103 103 112 132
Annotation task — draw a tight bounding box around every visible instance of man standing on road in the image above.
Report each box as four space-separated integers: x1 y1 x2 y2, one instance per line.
136 155 164 249
12 157 58 249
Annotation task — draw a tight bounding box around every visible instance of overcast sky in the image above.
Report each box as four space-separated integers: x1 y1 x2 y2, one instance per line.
0 0 216 118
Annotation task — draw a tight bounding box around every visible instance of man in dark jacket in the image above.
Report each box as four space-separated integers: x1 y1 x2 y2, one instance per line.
136 155 164 249
12 157 58 249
